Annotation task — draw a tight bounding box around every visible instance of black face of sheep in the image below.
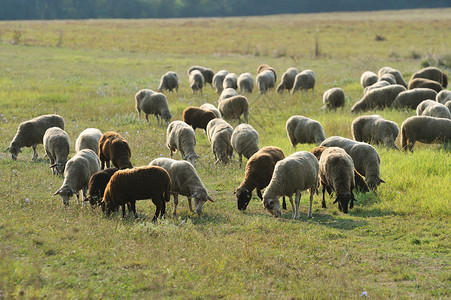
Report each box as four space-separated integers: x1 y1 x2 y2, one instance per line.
333 194 356 214
235 188 252 211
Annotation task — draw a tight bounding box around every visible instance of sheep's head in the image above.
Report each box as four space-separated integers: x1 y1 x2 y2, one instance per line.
6 143 21 160
184 153 200 166
50 162 66 176
235 187 252 211
53 186 77 206
191 190 214 216
367 177 385 191
162 112 172 126
263 197 281 218
333 194 355 214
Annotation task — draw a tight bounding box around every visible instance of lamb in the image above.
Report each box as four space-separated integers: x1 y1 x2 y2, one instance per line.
322 87 345 110
6 114 65 161
157 71 179 93
416 100 451 119
222 72 238 90
262 151 319 219
200 103 221 118
257 64 277 82
218 87 238 102
363 80 390 95
135 89 172 126
378 73 397 85
189 69 205 94
320 136 385 191
182 106 217 131
408 78 443 93
351 84 406 113
101 166 171 221
53 149 101 206
213 70 229 93
230 123 259 168
75 128 102 155
401 116 451 152
188 65 214 86
276 67 299 92
319 147 356 213
234 146 285 211
392 88 438 110
206 118 234 164
377 66 408 88
351 115 399 149
86 167 118 206
166 120 200 166
149 157 214 217
237 72 254 94
360 71 378 88
286 115 326 148
291 69 315 94
98 131 133 170
218 95 249 124
43 127 70 175
256 69 276 94
436 90 451 104
410 66 448 88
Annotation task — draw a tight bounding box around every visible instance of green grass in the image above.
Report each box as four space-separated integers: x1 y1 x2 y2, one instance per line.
0 8 450 299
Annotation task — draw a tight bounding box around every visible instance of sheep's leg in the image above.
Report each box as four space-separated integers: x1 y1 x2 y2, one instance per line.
145 114 150 123
322 185 327 208
31 144 38 161
288 195 295 219
239 154 242 168
155 114 160 125
294 190 301 219
256 189 263 201
282 197 287 210
160 199 166 219
308 188 314 218
121 204 127 218
152 205 161 223
238 116 241 124
188 197 194 213
172 194 178 217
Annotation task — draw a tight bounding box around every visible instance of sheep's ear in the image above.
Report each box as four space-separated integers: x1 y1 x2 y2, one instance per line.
207 195 214 202
53 189 61 196
380 179 386 184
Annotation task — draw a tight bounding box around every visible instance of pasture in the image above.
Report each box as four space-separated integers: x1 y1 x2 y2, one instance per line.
0 8 450 298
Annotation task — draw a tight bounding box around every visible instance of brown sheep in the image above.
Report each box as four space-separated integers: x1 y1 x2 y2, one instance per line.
410 66 448 88
182 106 217 131
99 131 133 170
102 166 171 221
408 78 443 93
86 168 119 206
401 116 451 152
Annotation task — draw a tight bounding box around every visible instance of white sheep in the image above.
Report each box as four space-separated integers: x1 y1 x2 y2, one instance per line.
189 70 205 94
213 70 229 93
206 118 234 164
446 101 451 112
135 89 172 126
256 69 275 94
43 127 70 175
392 88 438 110
157 71 179 93
286 115 326 148
218 95 249 124
166 121 200 166
322 87 345 110
378 73 397 85
436 90 451 104
200 103 221 118
188 65 214 86
291 69 315 94
416 100 451 119
218 87 238 102
276 67 299 93
401 116 451 152
360 71 378 88
75 128 102 155
222 72 238 90
378 66 407 88
230 123 259 168
363 80 390 95
351 84 406 113
351 114 399 149
237 72 254 94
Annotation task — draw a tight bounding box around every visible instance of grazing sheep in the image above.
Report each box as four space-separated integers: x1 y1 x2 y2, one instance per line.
392 88 438 110
360 71 378 88
276 67 299 92
166 121 200 166
223 72 238 90
75 128 102 155
401 116 451 152
322 87 345 110
291 69 315 94
157 71 179 93
235 146 285 211
102 166 171 221
351 115 399 149
200 103 221 118
189 70 205 94
351 84 406 113
182 106 217 131
231 124 259 168
256 69 276 94
257 64 277 82
262 151 319 219
43 127 70 175
188 65 214 85
53 149 101 206
6 114 65 161
218 87 238 102
363 80 390 95
135 89 172 126
320 136 385 191
206 118 234 164
378 66 408 88
86 167 118 206
98 131 133 170
410 66 448 88
237 72 254 94
213 70 229 93
319 147 356 213
436 90 451 104
416 100 451 119
218 95 249 124
408 78 443 93
286 115 326 148
378 73 397 85
149 158 214 217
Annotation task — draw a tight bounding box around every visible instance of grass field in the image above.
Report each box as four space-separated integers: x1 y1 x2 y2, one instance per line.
0 8 450 299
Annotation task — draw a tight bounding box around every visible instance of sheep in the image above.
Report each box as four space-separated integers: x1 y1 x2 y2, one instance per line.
378 66 408 88
235 146 285 211
446 101 451 112
378 73 397 85
135 89 172 126
408 78 443 93
206 118 234 164
6 114 65 161
262 151 319 219
360 71 378 88
436 90 451 104
43 127 70 175
363 80 390 95
149 157 214 217
222 72 238 90
392 88 438 110
218 95 249 124
237 72 254 94
218 87 238 102
188 65 214 85
86 167 118 206
98 131 133 170
189 70 205 94
319 147 356 213
257 64 277 82
401 116 451 152
53 149 101 206
166 120 200 166
351 84 406 113
213 70 228 93
276 67 299 92
101 166 171 221
157 71 179 93
182 106 217 131
410 66 448 88
416 100 451 119
320 136 385 191
75 128 102 155
351 114 399 149
291 69 315 94
322 87 345 110
200 103 222 118
230 123 259 168
256 69 276 94
286 115 326 148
